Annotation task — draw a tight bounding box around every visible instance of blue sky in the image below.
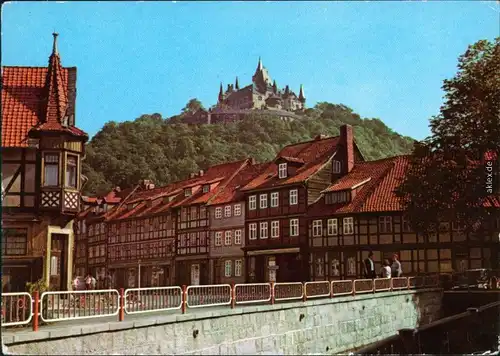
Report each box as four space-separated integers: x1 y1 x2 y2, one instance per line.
2 1 498 140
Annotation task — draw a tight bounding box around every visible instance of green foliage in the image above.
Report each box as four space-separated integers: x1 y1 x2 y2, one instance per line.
26 278 50 294
83 102 415 195
396 38 500 234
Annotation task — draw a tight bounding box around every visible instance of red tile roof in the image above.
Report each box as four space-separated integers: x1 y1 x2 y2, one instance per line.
241 136 342 191
105 159 253 221
308 156 408 216
2 35 87 147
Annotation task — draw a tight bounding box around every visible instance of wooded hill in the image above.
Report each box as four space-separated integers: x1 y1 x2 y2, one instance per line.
82 102 415 195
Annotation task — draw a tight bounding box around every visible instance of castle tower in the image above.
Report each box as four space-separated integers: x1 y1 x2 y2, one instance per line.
235 76 239 90
299 84 306 103
218 83 224 103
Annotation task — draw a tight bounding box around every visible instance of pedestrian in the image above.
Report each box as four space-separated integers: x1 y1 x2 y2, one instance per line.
363 251 376 279
391 254 403 277
380 259 391 278
91 275 97 290
85 273 92 290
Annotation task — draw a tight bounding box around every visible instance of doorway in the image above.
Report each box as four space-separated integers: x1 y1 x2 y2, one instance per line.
50 234 69 291
191 264 200 285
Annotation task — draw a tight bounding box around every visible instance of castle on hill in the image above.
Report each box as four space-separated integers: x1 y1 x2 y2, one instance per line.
180 58 306 125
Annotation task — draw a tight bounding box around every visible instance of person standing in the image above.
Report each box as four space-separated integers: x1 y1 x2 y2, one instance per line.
363 251 376 279
381 259 392 278
391 253 403 277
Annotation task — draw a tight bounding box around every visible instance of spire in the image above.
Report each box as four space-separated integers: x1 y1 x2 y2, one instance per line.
235 76 239 90
218 82 224 102
256 57 262 72
43 32 68 124
299 84 306 103
272 80 277 94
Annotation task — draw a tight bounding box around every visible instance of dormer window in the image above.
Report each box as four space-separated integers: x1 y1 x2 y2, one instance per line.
184 188 192 197
44 153 59 186
333 160 341 174
278 163 287 179
325 191 350 204
202 185 210 193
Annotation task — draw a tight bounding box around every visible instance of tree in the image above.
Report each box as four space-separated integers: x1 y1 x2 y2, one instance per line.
396 38 500 234
182 98 204 114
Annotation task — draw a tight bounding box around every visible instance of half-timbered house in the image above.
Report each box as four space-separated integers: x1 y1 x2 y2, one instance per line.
172 160 253 286
307 155 500 281
240 125 364 283
207 162 267 284
1 34 88 291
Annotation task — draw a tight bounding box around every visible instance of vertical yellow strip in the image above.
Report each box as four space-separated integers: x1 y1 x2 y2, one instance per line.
45 228 52 288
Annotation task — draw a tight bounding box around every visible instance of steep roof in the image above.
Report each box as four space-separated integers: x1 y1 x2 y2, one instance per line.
104 159 252 221
1 34 87 148
308 156 408 216
309 155 500 217
241 136 341 191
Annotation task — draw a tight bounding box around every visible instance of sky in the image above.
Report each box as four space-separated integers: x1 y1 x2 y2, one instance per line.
2 1 499 140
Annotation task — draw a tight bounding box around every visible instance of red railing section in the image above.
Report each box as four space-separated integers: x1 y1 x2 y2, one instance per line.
2 275 442 331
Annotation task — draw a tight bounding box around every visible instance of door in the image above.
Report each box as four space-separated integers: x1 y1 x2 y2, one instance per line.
50 234 68 291
191 264 200 285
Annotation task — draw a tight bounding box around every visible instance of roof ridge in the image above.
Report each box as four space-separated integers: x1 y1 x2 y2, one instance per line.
2 65 77 69
207 158 251 205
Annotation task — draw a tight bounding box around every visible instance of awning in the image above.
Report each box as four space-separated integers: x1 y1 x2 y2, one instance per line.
247 247 300 256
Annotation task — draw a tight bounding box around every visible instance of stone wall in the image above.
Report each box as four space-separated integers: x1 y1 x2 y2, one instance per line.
4 289 442 355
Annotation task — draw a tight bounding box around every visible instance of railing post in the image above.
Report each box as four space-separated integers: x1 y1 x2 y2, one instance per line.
352 280 356 296
270 282 275 305
181 285 187 314
302 283 307 302
390 278 394 291
32 291 39 332
119 288 124 322
329 281 333 298
230 283 235 309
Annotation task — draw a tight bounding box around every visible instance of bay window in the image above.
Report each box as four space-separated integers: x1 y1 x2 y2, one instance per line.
66 155 78 188
44 153 59 186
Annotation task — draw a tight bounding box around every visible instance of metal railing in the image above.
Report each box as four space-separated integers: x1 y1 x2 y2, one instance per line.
304 281 331 299
234 283 272 305
185 284 231 308
124 286 182 314
3 276 442 331
40 289 120 323
273 282 303 301
1 293 33 326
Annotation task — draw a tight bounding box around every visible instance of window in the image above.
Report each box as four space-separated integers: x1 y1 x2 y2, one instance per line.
451 221 460 231
234 204 241 216
224 260 232 277
1 228 28 256
271 220 279 238
260 222 268 239
290 218 299 236
379 216 392 233
325 191 350 204
224 205 232 218
184 188 192 197
327 219 338 236
235 260 243 277
249 196 257 210
215 207 222 219
278 163 287 179
225 231 232 245
260 194 268 209
202 185 210 193
402 216 411 232
270 192 279 207
333 160 341 174
312 220 323 237
66 155 78 188
234 230 242 244
249 223 257 240
215 232 222 246
289 189 298 205
44 153 59 186
343 217 354 235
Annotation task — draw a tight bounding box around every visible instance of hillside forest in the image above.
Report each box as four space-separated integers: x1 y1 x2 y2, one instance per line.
82 102 415 195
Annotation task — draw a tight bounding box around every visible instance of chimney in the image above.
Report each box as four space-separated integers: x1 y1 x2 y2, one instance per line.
315 134 327 141
340 124 354 173
199 170 204 177
190 173 196 179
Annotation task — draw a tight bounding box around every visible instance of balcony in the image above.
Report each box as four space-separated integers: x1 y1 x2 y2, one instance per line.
40 187 80 215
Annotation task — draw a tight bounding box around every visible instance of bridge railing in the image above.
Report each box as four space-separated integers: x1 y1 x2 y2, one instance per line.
5 276 444 331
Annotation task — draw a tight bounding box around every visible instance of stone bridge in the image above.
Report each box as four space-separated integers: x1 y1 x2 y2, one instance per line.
3 288 442 355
